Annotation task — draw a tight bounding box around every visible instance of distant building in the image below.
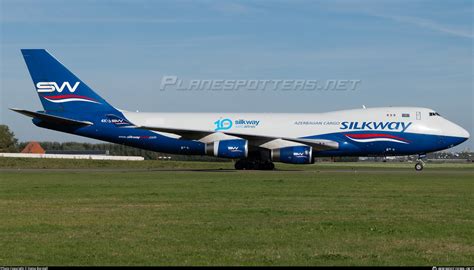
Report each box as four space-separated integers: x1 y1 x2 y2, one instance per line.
21 141 45 154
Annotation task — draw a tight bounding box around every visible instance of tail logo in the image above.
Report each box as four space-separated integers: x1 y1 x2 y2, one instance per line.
36 81 80 93
36 81 101 104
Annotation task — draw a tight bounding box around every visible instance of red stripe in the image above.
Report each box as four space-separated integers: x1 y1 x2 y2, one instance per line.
345 133 410 142
43 95 96 101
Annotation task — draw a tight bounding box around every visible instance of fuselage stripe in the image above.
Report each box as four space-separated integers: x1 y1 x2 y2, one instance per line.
345 133 410 143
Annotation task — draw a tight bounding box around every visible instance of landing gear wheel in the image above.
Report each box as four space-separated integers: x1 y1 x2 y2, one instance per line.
268 162 275 171
244 161 255 170
235 159 274 170
415 162 424 171
234 160 245 170
255 161 274 170
266 162 275 170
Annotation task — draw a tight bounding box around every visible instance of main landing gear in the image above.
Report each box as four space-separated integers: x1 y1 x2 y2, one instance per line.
234 159 275 170
414 154 426 171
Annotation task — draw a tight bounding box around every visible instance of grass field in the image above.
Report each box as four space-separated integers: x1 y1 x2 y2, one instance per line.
0 158 473 266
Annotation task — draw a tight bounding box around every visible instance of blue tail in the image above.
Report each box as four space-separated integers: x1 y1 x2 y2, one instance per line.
21 49 116 113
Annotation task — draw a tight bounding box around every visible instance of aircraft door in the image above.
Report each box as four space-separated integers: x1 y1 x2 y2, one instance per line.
416 111 421 120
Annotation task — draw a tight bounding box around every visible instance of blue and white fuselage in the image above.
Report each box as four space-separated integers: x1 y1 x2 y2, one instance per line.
118 108 469 157
13 49 469 169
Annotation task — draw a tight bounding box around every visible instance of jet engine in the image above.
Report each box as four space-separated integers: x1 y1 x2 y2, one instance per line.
206 139 248 159
271 145 313 164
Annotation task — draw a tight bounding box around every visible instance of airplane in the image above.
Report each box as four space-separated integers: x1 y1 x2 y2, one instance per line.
11 49 470 171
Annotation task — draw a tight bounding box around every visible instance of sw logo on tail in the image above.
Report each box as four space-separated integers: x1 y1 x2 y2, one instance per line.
36 82 80 93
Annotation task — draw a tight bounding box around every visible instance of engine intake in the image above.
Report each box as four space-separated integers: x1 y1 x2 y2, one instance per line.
206 139 248 159
271 146 313 164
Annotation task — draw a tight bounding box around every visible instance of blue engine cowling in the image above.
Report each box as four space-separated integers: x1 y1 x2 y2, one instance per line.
206 139 248 159
271 146 313 164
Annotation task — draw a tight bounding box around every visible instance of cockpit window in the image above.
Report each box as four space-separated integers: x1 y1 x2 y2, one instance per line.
429 112 441 116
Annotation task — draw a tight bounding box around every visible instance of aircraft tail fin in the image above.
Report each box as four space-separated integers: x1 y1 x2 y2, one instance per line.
21 49 116 113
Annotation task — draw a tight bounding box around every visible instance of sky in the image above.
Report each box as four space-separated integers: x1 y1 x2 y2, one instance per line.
0 0 472 151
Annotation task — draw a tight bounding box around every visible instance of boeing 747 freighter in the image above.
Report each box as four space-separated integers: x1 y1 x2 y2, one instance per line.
12 49 470 170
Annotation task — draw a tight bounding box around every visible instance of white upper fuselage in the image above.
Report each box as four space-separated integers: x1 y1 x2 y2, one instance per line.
123 107 469 140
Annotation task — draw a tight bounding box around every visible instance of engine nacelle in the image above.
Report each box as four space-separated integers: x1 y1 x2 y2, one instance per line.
271 146 313 164
206 139 248 159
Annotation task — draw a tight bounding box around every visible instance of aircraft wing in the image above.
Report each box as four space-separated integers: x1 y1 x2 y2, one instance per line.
10 108 94 126
138 125 338 151
139 125 213 140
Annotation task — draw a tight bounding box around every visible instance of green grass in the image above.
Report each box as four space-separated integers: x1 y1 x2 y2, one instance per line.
0 159 473 265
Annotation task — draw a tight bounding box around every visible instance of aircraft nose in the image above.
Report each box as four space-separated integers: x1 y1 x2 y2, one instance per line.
456 125 470 140
440 120 470 148
460 127 470 142
449 123 470 144
444 119 469 138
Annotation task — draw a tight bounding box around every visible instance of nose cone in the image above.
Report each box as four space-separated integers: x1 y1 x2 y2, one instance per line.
448 123 470 146
454 125 470 140
437 118 470 149
460 126 470 140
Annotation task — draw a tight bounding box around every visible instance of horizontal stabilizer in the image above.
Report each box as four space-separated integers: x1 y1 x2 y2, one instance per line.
10 108 93 126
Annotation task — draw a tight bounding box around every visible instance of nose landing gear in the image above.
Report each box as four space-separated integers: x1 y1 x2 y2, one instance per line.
415 154 426 171
415 162 424 171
